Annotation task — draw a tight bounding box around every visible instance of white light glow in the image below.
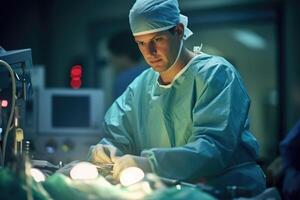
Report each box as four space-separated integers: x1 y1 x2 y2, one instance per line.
30 168 46 182
120 167 144 187
176 184 181 190
70 162 98 180
233 30 266 49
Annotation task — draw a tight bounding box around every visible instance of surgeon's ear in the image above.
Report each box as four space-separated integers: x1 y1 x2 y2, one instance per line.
175 23 184 39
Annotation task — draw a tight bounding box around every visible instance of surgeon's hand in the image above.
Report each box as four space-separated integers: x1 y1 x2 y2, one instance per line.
112 154 152 180
88 144 120 164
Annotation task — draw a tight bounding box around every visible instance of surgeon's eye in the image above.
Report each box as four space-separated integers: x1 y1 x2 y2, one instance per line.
136 41 145 46
154 37 163 43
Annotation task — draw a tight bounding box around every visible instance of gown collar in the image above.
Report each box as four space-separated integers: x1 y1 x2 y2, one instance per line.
156 53 206 88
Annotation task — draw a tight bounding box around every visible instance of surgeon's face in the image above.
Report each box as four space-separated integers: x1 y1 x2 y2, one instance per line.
134 26 182 73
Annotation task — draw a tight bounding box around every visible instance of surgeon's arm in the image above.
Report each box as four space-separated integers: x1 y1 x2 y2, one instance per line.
142 63 251 182
97 87 137 156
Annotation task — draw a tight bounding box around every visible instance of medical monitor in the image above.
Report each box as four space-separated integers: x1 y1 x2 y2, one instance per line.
0 47 32 100
38 89 105 135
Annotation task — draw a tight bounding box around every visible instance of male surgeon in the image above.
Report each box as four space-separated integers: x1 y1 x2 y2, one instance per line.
88 0 266 196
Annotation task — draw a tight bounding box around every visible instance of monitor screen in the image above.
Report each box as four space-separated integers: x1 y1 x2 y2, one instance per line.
38 89 105 135
52 95 90 128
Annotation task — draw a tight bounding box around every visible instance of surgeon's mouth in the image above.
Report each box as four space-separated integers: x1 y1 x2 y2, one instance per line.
149 59 162 64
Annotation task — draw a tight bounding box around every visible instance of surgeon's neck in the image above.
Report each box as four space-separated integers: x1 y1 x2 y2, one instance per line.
159 48 196 85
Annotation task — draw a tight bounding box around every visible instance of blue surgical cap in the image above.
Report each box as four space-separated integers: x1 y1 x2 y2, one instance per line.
129 0 193 40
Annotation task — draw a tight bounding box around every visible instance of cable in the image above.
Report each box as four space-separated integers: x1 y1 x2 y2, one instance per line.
0 59 17 166
0 59 34 200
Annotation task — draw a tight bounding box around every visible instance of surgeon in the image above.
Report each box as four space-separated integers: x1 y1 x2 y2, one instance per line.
88 0 266 196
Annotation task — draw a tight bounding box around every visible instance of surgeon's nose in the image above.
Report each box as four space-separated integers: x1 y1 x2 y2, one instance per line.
147 42 157 56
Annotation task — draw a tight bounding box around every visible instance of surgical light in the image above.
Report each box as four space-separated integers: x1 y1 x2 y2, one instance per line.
120 167 145 187
70 162 99 180
30 168 46 182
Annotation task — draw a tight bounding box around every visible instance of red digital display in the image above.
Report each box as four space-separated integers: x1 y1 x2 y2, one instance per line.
70 65 82 89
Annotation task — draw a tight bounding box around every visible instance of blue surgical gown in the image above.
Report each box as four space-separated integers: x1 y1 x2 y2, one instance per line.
99 53 266 195
280 120 300 199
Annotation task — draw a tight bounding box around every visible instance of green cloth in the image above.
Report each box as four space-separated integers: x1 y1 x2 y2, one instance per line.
0 167 51 200
145 186 216 200
99 53 266 195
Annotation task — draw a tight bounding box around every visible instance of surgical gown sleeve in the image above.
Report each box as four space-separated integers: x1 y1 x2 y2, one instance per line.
98 87 137 155
280 120 300 170
142 63 251 182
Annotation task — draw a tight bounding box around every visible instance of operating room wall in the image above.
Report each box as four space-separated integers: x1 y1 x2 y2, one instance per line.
0 0 51 67
1 0 300 164
1 0 133 88
44 0 135 88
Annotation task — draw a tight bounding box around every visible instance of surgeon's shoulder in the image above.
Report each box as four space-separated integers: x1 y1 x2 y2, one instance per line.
192 53 238 83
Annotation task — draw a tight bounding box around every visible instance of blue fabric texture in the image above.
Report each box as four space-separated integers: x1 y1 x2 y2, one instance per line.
280 120 300 170
280 120 300 199
129 0 180 35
